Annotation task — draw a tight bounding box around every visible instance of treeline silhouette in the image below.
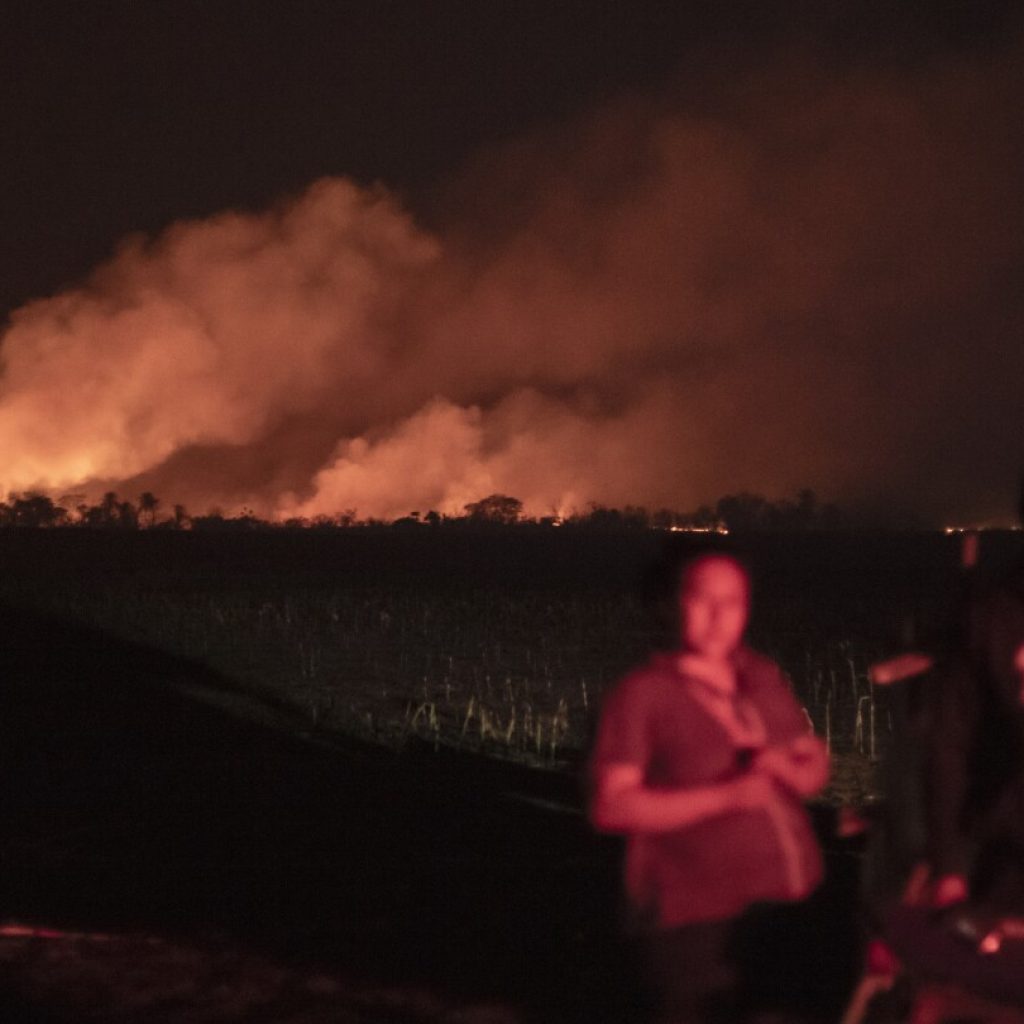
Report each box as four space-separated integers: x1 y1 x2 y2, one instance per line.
0 487 845 532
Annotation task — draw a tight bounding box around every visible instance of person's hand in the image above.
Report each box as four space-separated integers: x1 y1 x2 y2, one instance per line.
753 746 794 783
931 873 969 908
752 736 829 796
731 770 777 810
752 744 810 789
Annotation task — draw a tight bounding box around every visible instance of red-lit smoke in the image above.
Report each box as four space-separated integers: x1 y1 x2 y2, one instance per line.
1 45 1021 523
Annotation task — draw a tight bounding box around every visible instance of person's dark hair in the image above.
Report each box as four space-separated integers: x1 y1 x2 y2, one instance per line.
677 550 752 600
639 538 752 647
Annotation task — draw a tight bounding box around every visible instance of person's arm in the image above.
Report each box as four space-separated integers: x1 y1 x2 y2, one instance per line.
930 872 969 907
589 762 776 834
753 734 830 799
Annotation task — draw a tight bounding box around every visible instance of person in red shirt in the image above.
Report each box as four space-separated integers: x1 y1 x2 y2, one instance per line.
589 551 829 1023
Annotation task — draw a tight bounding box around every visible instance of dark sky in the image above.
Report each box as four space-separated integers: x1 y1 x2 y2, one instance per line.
3 0 1015 319
4 0 701 316
1 1 1022 523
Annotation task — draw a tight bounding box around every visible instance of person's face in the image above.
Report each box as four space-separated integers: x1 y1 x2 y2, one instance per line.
679 558 750 660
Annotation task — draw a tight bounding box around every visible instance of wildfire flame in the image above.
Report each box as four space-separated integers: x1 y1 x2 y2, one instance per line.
1 42 1022 524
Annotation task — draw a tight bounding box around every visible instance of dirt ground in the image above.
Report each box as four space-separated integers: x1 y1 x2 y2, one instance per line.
1 600 863 1023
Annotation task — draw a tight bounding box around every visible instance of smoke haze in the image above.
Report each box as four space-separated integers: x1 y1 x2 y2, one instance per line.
2 41 1022 524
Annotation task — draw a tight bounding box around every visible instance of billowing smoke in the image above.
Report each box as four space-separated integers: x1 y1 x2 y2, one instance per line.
2 42 1022 524
0 180 439 508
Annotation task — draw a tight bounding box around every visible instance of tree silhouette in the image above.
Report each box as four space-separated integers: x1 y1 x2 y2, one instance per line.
138 491 161 528
0 488 850 531
463 494 523 525
117 499 138 529
99 491 121 527
9 492 65 527
715 492 775 531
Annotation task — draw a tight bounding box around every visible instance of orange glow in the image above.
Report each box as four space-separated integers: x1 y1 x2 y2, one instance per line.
1 41 1020 522
667 524 729 535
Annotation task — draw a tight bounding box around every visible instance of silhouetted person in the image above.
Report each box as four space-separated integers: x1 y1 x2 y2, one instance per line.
925 565 1024 914
588 552 829 1023
875 489 1024 1010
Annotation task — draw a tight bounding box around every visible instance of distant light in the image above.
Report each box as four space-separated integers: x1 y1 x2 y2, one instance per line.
666 525 729 535
944 524 1022 534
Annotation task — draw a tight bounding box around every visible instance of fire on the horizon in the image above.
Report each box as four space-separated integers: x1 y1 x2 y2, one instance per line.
0 43 1021 526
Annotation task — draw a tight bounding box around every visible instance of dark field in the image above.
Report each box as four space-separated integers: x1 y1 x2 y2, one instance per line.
1 527 1021 1021
3 527 1015 781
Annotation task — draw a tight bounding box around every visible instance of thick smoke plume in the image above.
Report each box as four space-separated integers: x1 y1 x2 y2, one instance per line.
2 44 1022 524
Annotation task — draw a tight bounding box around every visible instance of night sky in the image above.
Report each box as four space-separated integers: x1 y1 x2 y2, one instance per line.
2 1 1022 524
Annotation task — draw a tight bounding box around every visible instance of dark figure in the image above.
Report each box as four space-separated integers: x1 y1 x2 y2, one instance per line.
873 562 1024 1013
588 552 829 1023
860 530 983 915
926 566 1024 913
927 480 1024 912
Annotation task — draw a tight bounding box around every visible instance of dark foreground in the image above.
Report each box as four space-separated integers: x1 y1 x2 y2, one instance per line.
0 601 863 1023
